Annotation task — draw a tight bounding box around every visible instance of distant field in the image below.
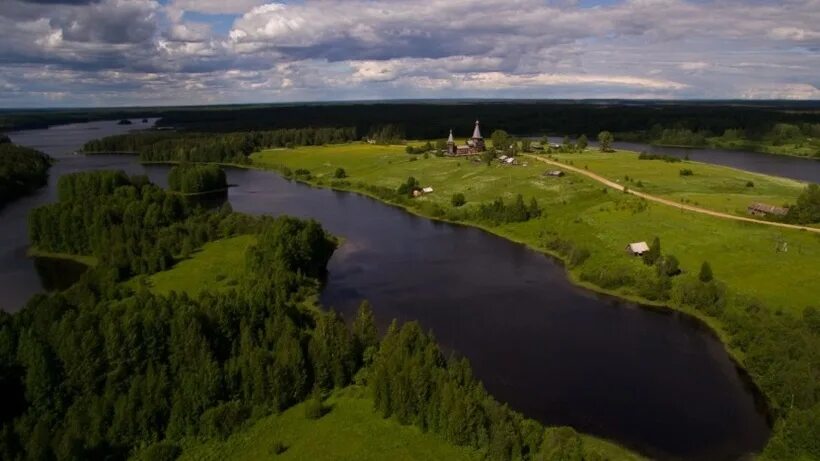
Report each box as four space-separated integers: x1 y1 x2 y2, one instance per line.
253 143 820 312
551 150 806 216
178 386 642 461
138 235 255 296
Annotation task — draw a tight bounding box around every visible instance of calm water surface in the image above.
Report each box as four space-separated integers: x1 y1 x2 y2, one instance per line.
1 122 779 460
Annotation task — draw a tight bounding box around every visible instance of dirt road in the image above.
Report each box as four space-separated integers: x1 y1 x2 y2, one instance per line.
524 154 820 234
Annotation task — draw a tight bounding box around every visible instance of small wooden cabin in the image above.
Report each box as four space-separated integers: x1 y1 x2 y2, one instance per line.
626 241 650 256
747 202 788 218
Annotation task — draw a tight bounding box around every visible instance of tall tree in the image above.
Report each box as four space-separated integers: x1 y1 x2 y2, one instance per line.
598 131 614 152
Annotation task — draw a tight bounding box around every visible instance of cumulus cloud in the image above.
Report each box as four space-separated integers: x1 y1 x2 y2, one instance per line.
0 0 818 106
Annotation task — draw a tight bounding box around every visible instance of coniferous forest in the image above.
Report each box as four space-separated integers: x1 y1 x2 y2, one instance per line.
81 127 358 164
0 141 52 208
167 164 227 194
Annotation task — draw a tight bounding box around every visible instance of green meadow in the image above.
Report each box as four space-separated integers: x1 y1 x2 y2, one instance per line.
135 234 256 296
178 386 642 461
252 143 819 313
551 150 807 216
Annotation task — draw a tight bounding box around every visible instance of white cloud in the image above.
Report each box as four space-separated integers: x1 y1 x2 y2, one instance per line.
1 0 819 105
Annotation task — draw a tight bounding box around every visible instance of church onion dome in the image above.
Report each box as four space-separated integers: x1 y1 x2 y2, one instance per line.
472 120 482 139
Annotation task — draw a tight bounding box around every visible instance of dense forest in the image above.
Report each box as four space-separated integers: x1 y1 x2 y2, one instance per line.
0 142 52 208
4 101 820 142
167 164 227 194
29 170 256 278
81 127 357 164
637 122 820 157
4 171 614 460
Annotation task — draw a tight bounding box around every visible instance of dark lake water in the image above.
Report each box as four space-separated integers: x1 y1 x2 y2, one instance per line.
1 121 781 460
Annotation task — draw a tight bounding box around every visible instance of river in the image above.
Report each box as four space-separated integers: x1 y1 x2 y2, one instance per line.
2 121 780 460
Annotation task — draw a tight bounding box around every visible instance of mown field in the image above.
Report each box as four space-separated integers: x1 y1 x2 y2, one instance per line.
550 150 807 216
252 143 820 312
178 386 642 461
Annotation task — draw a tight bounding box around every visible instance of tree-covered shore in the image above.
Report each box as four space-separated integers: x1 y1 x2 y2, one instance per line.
0 140 52 208
2 170 642 461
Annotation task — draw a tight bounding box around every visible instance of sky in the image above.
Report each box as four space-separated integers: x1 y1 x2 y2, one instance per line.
0 0 818 107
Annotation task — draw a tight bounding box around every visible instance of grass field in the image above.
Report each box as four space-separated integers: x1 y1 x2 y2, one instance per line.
550 150 807 216
137 234 255 296
178 386 642 461
252 143 820 312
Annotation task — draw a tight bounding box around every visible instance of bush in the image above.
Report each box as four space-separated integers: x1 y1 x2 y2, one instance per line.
679 168 694 176
451 193 466 207
132 442 182 461
199 401 250 439
746 181 755 188
304 396 325 420
270 441 288 455
333 167 347 179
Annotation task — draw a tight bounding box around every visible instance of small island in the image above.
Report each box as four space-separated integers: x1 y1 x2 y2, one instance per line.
117 119 132 125
168 163 228 195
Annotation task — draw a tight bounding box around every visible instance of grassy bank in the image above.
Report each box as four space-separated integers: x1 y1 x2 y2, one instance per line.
177 386 642 461
252 143 819 312
26 247 98 266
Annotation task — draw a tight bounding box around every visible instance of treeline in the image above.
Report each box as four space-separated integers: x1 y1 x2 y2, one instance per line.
29 170 255 278
636 123 820 156
0 143 52 208
784 183 820 224
137 101 820 141
168 164 227 194
370 320 604 460
81 127 357 164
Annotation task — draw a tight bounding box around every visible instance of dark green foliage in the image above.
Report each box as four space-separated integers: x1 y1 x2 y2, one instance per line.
352 301 379 369
246 216 336 279
0 215 367 460
746 181 755 188
396 176 419 197
475 194 541 225
303 396 325 420
81 127 357 164
656 128 707 146
167 164 227 194
333 168 347 179
200 401 250 440
597 131 614 152
785 183 820 224
656 254 681 277
0 143 52 207
679 168 694 176
637 152 681 162
642 236 661 266
29 171 254 279
543 236 591 269
804 307 820 335
368 125 404 144
56 170 130 202
699 261 713 282
539 427 585 461
451 193 466 207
